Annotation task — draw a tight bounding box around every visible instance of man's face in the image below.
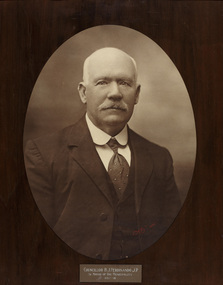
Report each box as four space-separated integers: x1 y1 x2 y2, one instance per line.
78 49 140 134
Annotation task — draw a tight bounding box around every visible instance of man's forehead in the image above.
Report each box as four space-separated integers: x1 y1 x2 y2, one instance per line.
88 63 136 83
92 74 135 82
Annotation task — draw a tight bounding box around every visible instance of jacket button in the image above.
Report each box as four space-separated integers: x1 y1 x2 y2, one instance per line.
100 213 108 221
96 253 102 259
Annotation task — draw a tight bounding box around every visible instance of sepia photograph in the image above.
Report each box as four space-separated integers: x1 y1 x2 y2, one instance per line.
23 26 196 260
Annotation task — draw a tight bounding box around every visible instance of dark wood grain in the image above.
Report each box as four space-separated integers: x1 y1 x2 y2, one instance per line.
1 1 223 284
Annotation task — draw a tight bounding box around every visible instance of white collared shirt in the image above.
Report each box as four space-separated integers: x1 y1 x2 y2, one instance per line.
86 114 131 171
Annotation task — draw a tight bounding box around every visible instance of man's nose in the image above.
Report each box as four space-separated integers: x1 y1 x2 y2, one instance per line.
107 82 122 100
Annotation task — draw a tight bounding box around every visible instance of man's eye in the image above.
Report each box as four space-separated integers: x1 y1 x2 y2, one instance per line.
119 81 130 86
96 81 107 85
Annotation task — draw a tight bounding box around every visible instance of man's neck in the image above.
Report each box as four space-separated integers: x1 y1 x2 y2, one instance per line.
85 114 128 145
101 125 125 137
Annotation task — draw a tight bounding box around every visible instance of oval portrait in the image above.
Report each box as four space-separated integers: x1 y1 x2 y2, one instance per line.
24 25 196 260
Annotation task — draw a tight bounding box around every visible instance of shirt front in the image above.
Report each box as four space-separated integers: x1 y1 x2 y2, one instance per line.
86 114 131 171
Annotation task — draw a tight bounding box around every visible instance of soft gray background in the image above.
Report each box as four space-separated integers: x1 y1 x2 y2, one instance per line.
24 25 196 203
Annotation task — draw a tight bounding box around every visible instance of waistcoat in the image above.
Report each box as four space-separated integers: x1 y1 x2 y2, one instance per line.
107 155 141 260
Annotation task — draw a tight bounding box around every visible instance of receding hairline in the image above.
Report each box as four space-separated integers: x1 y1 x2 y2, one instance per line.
82 47 138 83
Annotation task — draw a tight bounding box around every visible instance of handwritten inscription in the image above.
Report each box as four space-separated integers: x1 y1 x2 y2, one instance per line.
132 223 156 236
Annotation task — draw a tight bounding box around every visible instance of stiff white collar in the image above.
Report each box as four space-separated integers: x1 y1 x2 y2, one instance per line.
86 114 128 146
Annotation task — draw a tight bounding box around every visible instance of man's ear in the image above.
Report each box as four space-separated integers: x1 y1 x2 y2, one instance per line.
134 84 141 104
78 82 87 104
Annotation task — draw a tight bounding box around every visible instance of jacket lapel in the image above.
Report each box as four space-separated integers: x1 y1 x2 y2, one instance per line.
129 129 154 214
66 117 113 206
66 118 154 210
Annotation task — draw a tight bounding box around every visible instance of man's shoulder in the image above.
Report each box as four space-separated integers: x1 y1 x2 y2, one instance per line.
128 128 172 162
25 116 88 155
129 128 168 151
27 124 73 149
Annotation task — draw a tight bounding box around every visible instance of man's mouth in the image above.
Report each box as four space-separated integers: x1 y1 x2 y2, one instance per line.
102 105 126 111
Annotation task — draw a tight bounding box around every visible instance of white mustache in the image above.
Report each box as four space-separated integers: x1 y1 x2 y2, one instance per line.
100 103 128 111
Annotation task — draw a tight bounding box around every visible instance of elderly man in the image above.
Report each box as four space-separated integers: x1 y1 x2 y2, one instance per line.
25 47 181 260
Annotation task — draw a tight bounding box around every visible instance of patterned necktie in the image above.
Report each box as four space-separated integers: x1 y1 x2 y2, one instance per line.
107 138 130 199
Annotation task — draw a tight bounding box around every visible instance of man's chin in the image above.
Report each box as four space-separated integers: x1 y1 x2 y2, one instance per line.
103 115 128 126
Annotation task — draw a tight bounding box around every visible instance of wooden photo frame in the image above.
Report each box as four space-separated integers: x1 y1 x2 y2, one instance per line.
1 1 222 284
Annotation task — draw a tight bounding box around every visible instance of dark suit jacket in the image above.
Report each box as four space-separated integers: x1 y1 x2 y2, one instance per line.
24 116 181 260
